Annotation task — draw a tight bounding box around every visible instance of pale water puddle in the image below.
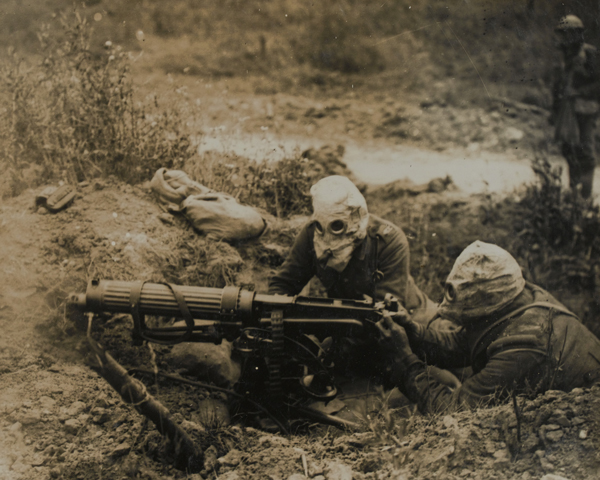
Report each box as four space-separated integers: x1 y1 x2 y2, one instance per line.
197 132 589 196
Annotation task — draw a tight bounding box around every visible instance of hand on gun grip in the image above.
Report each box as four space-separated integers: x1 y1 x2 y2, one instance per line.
381 293 424 341
375 312 413 359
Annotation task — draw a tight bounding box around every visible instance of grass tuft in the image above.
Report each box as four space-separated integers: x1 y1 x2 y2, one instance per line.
0 12 193 197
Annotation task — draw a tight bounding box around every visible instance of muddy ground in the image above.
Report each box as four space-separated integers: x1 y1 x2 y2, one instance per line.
1 59 600 480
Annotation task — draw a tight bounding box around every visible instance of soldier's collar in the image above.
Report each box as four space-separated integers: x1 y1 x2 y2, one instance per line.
354 235 370 261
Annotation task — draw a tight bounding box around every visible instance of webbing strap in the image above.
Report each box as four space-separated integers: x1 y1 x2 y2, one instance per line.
130 281 195 345
370 234 384 290
166 282 195 343
470 301 579 364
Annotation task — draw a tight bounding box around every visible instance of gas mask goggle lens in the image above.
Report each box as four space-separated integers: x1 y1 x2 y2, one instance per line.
314 219 347 236
444 283 457 303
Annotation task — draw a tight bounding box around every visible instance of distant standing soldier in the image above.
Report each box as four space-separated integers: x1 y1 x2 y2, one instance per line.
551 15 600 198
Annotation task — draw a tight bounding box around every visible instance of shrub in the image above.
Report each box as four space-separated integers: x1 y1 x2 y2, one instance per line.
490 155 600 337
291 1 384 74
185 146 353 218
505 156 600 290
0 12 193 197
182 152 313 218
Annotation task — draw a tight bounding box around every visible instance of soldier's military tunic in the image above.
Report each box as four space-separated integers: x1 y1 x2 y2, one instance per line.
268 214 434 320
552 42 600 197
269 214 438 380
391 283 600 414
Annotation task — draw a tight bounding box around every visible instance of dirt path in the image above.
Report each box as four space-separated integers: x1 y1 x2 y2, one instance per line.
147 71 585 197
196 129 573 194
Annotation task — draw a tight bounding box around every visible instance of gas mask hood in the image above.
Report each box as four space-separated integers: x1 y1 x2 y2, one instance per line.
439 240 525 324
310 176 369 272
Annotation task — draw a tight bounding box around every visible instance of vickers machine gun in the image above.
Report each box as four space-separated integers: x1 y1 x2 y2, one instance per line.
67 279 396 428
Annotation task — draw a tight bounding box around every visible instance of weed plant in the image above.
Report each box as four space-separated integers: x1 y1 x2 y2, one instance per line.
370 154 600 335
502 157 600 292
500 157 600 336
184 148 350 218
0 12 192 197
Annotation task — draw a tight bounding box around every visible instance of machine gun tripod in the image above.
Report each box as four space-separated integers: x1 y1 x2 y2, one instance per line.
67 279 398 428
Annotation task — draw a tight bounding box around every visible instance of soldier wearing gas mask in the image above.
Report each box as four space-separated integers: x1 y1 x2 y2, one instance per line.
376 241 600 414
268 175 436 324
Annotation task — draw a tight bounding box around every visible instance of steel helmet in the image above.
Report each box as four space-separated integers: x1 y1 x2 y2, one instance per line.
439 241 526 324
555 15 584 31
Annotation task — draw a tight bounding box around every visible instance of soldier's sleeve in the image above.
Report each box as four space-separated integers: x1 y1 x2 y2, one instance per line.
372 225 410 306
395 335 547 414
450 337 547 410
577 45 600 100
267 224 316 296
389 356 459 414
413 326 470 368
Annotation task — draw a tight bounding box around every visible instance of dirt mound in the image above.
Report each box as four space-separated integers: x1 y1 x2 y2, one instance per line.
210 388 600 480
1 179 599 480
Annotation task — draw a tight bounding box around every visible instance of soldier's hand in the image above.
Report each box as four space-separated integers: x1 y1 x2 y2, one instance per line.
385 305 426 342
375 313 413 359
378 294 425 341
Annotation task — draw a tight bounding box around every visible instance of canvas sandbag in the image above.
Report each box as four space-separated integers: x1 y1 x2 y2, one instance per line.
182 193 266 241
150 168 213 209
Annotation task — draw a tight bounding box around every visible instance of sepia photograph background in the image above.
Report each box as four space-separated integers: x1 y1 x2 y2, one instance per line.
1 1 599 479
